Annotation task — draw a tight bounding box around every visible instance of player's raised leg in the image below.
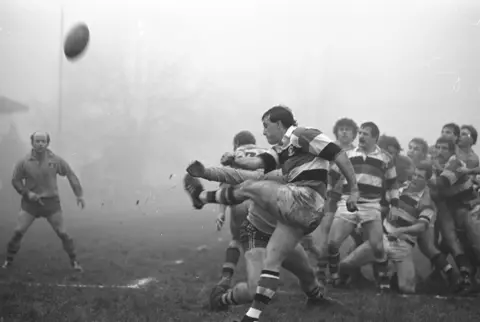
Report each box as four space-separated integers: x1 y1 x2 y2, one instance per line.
46 210 82 271
2 210 36 268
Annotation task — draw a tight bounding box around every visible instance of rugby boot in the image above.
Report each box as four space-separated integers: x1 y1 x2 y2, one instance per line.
209 278 230 312
71 260 84 272
183 174 205 210
1 260 12 269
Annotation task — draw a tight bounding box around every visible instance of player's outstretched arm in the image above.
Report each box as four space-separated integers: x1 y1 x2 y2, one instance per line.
333 151 358 193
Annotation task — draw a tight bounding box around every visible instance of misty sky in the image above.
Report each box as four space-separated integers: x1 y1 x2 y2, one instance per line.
1 0 480 179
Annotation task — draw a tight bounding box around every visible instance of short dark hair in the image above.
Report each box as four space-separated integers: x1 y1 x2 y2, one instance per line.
233 130 256 147
333 118 359 140
442 123 460 138
461 125 478 145
409 137 429 155
360 122 380 140
261 105 297 128
416 161 433 181
378 134 400 152
435 136 456 152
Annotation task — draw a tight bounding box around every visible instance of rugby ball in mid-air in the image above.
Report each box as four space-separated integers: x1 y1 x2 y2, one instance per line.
63 22 90 61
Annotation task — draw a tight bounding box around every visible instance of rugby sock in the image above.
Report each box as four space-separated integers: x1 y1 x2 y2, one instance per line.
327 244 340 278
431 253 453 274
6 232 23 263
241 269 280 322
454 254 471 276
203 186 244 206
317 259 329 281
222 246 241 279
374 260 390 289
59 233 77 262
221 282 251 306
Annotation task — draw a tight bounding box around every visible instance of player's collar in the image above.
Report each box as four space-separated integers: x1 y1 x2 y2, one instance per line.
355 145 381 155
284 126 296 138
29 149 54 160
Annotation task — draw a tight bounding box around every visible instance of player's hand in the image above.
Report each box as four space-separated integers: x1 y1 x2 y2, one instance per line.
216 213 226 231
187 160 206 177
27 191 44 205
346 188 359 212
77 197 85 209
456 166 471 174
220 152 235 166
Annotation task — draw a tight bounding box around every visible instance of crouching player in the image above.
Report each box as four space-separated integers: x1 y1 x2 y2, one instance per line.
215 130 269 285
186 160 342 312
338 162 435 293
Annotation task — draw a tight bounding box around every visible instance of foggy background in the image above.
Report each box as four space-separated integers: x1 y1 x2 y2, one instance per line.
1 0 480 218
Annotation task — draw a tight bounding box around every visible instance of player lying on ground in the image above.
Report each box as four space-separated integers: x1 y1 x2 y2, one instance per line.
184 105 359 322
338 162 435 294
186 161 341 313
2 132 85 271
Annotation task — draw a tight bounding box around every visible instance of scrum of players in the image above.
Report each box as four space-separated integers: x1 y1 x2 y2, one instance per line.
183 105 480 322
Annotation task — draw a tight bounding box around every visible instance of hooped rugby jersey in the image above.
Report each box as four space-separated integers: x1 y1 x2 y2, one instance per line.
329 146 399 203
258 126 341 195
383 182 435 245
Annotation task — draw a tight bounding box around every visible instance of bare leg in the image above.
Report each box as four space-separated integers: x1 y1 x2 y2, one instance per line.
3 210 36 267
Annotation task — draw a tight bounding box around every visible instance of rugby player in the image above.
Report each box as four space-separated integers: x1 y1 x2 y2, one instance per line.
327 123 398 289
186 161 343 313
433 136 477 291
2 132 85 271
406 138 457 287
321 118 360 283
184 105 359 322
338 162 435 293
215 131 268 285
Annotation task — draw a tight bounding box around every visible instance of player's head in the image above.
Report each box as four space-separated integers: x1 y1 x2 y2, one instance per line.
333 118 358 145
435 136 456 163
358 122 380 150
377 134 401 157
441 122 460 143
30 131 50 153
458 125 478 147
410 161 432 191
261 105 297 145
233 130 256 150
407 137 429 165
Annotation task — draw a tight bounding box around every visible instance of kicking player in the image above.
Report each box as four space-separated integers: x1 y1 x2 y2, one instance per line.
215 130 268 285
327 122 399 289
2 132 85 271
187 161 345 313
338 162 435 293
184 105 359 322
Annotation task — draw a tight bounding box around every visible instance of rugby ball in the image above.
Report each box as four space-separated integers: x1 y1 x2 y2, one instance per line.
64 22 90 60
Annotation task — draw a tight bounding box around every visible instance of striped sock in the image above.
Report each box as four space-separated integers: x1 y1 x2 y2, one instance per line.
328 247 340 278
241 269 280 322
222 246 241 278
204 186 244 205
306 283 325 299
221 288 239 306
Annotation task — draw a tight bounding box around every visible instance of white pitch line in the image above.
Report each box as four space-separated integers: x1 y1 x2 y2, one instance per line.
0 277 159 290
277 290 478 301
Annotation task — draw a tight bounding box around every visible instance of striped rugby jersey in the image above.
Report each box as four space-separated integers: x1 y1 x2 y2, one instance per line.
329 145 398 203
327 143 355 201
260 126 341 195
439 155 476 203
383 182 435 245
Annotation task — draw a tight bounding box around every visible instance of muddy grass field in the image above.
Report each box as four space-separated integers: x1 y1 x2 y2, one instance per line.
0 201 479 322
